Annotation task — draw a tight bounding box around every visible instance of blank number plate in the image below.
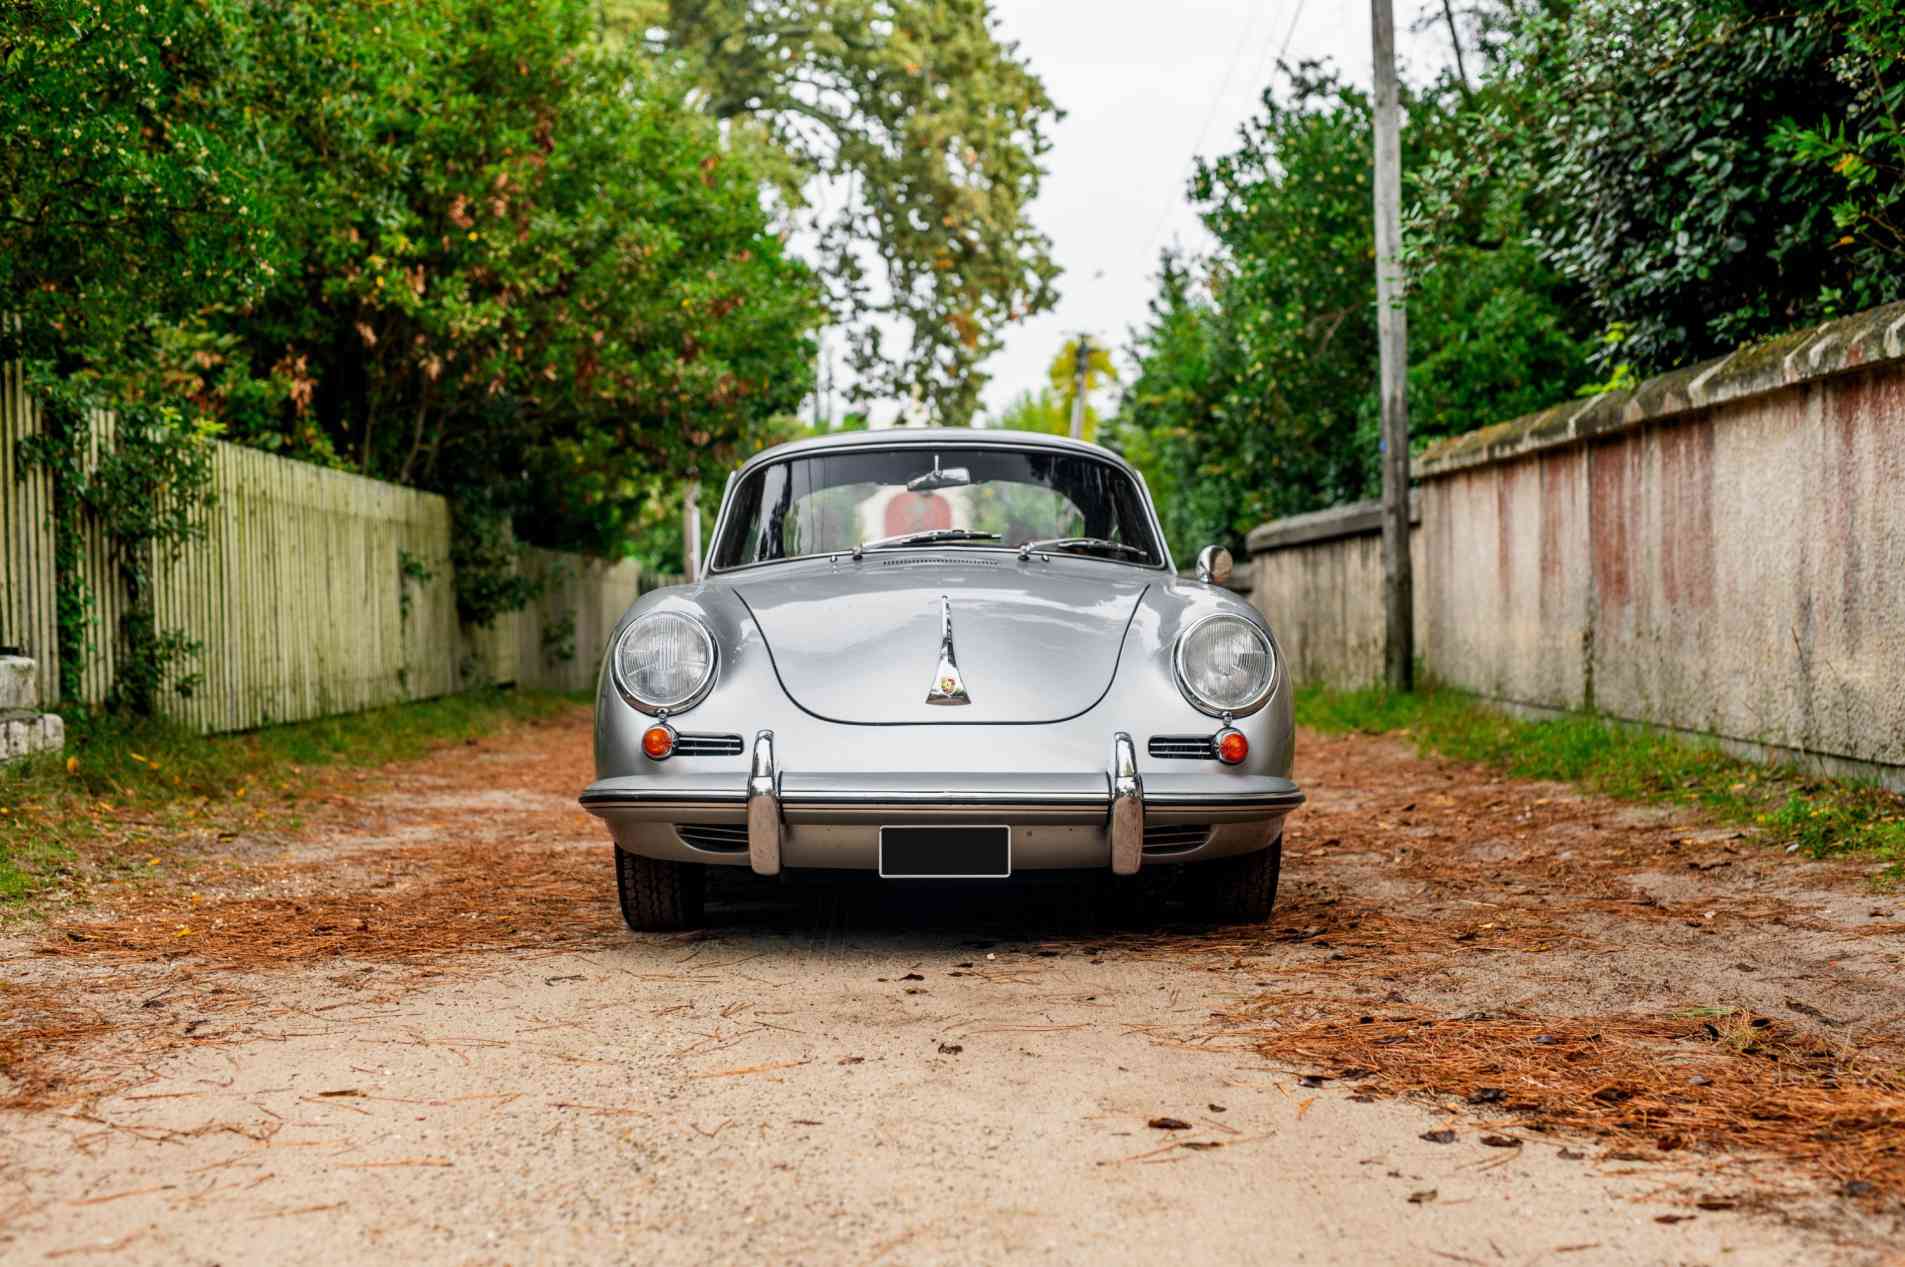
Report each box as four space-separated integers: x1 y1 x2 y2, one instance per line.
878 826 1011 878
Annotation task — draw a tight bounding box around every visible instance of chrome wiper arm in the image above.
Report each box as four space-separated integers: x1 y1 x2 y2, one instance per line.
853 528 1001 558
1017 536 1148 561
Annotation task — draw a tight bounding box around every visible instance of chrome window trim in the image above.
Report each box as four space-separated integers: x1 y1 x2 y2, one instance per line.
706 544 1171 578
1172 613 1278 719
610 613 719 717
704 438 1175 576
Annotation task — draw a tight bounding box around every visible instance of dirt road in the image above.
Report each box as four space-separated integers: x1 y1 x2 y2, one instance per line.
3 709 1901 1265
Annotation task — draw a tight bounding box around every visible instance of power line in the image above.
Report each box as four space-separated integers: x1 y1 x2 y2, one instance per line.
1135 0 1310 271
1254 0 1311 104
1131 3 1270 271
1183 4 1270 183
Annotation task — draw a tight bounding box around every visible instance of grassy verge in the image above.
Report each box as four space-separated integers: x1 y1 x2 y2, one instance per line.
1296 685 1905 881
0 688 583 907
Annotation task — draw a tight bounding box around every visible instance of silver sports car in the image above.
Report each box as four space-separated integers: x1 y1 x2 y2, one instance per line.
580 428 1303 930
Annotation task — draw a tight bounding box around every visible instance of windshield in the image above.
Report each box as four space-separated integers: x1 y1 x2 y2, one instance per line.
711 446 1163 570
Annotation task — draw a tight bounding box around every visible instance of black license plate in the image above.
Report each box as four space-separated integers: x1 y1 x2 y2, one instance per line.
879 826 1011 878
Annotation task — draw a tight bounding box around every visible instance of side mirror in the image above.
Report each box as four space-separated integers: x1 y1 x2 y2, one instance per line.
1196 545 1233 585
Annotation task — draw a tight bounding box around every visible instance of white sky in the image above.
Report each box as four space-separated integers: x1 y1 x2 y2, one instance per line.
973 0 1456 418
820 1 1453 424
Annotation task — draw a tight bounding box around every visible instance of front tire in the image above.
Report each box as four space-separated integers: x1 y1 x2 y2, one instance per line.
1189 834 1282 924
615 848 706 932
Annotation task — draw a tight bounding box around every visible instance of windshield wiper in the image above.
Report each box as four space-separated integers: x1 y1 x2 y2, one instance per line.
1018 536 1149 561
853 528 1001 558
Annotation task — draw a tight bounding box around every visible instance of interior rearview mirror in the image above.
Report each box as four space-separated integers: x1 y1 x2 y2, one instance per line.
906 454 972 492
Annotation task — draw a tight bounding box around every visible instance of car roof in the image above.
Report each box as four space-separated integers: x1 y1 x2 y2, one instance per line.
735 427 1139 478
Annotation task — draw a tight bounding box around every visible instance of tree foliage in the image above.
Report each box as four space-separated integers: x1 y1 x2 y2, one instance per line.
1475 0 1899 372
228 0 821 557
1773 0 1905 303
4 0 823 562
622 0 1063 423
2 0 829 702
1112 1 1905 553
0 0 280 370
1109 65 1590 554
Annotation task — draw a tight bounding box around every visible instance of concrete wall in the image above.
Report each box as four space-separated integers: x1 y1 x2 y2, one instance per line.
1249 299 1905 788
1246 500 1423 690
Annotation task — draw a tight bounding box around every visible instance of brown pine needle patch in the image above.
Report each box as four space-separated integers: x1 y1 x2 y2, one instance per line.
1238 1008 1905 1199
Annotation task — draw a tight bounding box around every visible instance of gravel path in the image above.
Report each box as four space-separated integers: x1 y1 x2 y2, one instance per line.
2 710 1900 1266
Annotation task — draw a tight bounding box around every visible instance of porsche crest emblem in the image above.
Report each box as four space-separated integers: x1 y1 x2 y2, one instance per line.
925 595 971 705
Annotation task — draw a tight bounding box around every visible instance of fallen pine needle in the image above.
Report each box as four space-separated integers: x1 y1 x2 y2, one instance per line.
246 1202 346 1219
47 1233 144 1259
335 1156 452 1169
182 1154 263 1176
1099 1133 1272 1166
66 1185 172 1207
686 1059 809 1079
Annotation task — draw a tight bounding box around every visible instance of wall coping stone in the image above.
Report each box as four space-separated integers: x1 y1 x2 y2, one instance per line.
1416 299 1905 479
1246 492 1420 556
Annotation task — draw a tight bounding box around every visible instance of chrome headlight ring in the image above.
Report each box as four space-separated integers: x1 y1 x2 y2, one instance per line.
1172 613 1278 719
610 612 718 716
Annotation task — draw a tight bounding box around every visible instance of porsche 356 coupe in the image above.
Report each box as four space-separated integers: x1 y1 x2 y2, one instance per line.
580 428 1303 930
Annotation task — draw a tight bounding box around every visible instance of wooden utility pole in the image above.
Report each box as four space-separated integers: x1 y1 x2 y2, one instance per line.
1069 335 1091 440
682 479 701 583
1370 0 1414 691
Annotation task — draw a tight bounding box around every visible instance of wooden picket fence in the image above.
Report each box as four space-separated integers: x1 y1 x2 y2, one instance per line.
1 361 681 732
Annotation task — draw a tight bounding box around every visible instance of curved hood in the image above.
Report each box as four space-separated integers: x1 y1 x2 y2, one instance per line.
729 556 1150 724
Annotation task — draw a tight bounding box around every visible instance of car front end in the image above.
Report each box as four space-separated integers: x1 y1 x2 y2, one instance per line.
580 430 1303 928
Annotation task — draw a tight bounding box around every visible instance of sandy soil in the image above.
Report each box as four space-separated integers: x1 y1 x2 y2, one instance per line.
1 710 1901 1266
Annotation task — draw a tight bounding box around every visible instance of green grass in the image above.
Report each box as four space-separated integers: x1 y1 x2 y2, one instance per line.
1296 684 1905 883
0 688 583 906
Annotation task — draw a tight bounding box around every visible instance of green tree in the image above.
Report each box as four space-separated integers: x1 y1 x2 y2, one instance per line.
1102 253 1232 554
219 0 823 559
1044 336 1117 441
1114 2 1905 557
616 0 1063 423
990 387 1068 435
1459 0 1901 372
2 0 831 681
1108 64 1592 552
0 0 280 371
2 0 282 707
990 337 1117 441
1773 0 1905 300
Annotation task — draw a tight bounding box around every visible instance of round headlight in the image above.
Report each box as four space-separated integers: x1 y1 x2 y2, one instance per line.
613 613 717 714
1174 614 1276 717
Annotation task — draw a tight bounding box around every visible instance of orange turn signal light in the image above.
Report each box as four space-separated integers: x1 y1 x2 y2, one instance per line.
1214 728 1249 765
641 724 676 760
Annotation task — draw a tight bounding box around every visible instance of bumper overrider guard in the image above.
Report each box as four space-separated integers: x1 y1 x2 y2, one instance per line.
580 730 1305 877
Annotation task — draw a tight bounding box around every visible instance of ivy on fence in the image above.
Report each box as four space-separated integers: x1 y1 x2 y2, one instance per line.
15 368 217 715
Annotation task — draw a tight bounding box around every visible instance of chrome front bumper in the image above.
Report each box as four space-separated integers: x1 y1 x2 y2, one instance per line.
580 730 1304 876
